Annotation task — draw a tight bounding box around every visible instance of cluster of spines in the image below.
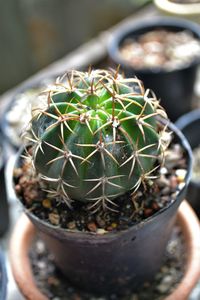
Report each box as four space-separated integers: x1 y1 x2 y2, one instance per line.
25 69 169 212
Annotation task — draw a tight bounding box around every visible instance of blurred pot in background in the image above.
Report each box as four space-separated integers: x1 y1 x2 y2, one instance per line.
154 0 200 23
0 77 55 150
108 17 200 121
176 109 200 217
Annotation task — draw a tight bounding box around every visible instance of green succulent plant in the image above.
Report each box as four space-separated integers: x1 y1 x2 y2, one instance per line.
27 69 169 212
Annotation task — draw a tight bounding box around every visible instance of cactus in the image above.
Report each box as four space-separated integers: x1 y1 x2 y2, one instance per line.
27 69 169 212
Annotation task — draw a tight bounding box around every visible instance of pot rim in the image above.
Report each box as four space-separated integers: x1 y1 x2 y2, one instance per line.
9 201 200 300
175 109 200 187
154 0 200 15
9 121 192 239
108 16 200 75
175 108 200 129
0 132 6 171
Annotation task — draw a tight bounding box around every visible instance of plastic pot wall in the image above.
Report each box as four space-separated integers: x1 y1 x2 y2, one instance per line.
11 123 192 295
0 251 7 300
176 109 200 216
0 132 9 237
108 17 200 121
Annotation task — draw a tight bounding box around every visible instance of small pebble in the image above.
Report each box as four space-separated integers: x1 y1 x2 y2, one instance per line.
160 167 168 175
106 226 113 231
96 216 106 227
178 182 185 190
15 184 21 194
23 186 39 205
156 283 169 294
144 208 153 217
175 169 187 182
170 176 178 189
157 175 170 188
13 168 23 178
48 276 60 286
42 199 51 208
37 261 46 269
67 221 76 230
161 186 171 196
111 223 117 229
152 202 159 210
49 213 60 226
35 240 45 255
162 275 174 284
87 222 97 232
96 228 107 235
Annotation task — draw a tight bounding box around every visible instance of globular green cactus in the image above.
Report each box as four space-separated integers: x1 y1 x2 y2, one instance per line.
27 69 169 212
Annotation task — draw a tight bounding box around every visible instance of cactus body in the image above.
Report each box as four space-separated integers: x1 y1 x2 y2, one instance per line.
28 69 168 211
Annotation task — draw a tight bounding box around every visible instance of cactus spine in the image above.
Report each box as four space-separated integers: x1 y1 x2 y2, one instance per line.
27 69 169 212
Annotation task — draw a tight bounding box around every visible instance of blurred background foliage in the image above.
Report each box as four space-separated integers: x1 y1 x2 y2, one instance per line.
0 0 151 94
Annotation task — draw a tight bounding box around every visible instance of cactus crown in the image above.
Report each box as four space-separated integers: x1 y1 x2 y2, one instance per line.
26 69 169 212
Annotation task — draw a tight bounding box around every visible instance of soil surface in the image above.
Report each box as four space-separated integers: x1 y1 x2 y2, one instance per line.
120 29 200 71
30 225 186 300
14 143 188 233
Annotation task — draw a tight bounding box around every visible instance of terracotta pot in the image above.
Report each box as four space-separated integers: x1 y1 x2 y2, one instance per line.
9 201 200 300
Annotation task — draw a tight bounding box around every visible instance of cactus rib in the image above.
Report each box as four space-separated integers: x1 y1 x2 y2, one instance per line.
26 69 169 211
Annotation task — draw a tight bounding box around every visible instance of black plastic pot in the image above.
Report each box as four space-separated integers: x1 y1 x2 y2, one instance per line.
0 132 9 237
108 17 200 121
175 109 200 217
9 122 192 296
0 167 9 237
0 250 7 300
